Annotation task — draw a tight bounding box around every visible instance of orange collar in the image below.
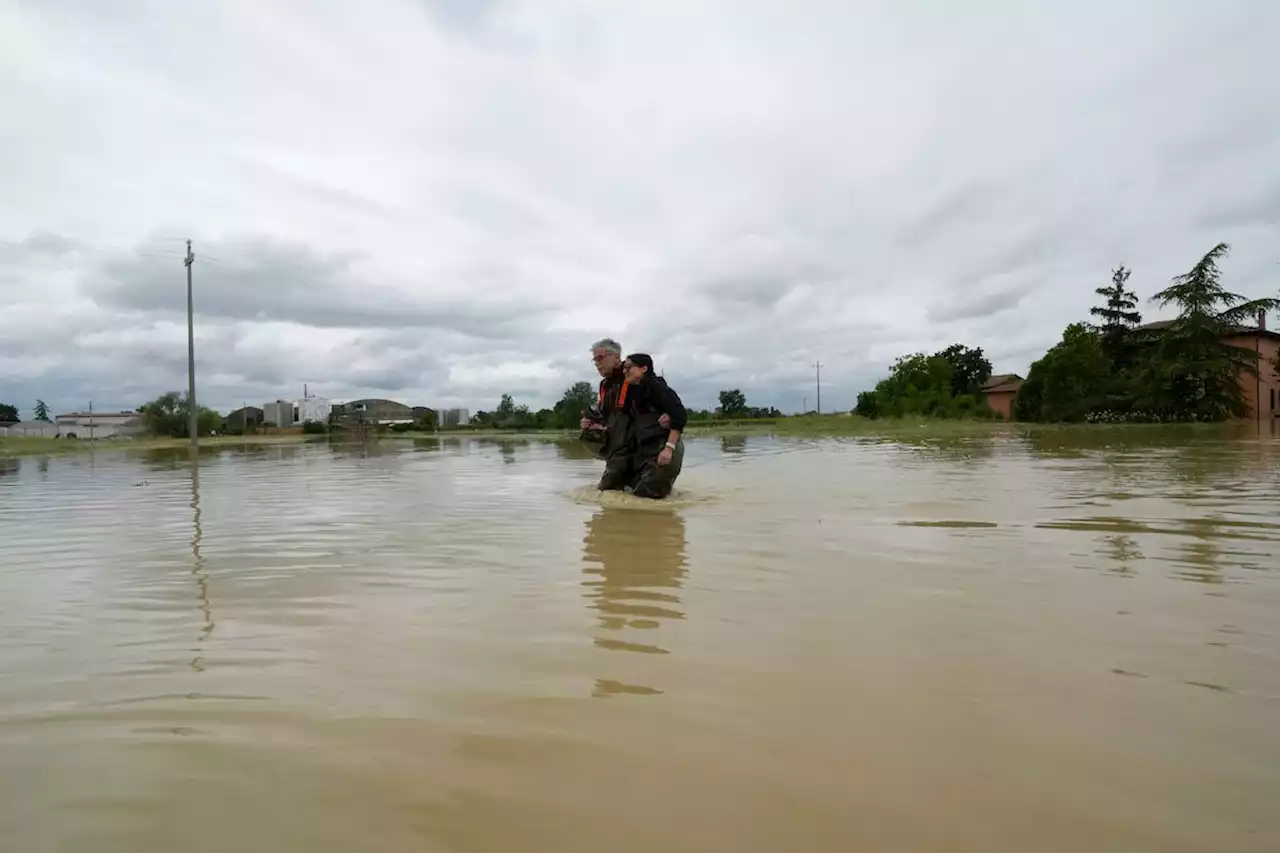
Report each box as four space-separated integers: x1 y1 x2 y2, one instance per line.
599 380 628 409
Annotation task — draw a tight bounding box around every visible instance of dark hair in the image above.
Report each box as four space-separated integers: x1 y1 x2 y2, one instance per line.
625 353 655 375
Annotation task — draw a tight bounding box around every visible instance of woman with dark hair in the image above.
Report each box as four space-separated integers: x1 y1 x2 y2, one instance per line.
617 352 687 499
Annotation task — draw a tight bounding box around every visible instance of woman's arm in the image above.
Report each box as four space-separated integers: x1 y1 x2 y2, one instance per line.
653 378 687 441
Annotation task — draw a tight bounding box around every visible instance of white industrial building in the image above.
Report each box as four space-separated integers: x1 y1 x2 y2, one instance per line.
298 396 330 425
263 396 331 427
54 411 145 439
439 408 470 427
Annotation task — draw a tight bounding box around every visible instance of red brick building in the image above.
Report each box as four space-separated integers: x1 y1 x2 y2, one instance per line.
982 374 1024 421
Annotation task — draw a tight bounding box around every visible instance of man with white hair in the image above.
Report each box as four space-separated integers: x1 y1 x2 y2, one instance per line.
581 337 669 492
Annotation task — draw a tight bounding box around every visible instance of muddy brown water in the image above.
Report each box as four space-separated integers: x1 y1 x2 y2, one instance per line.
2 430 1279 852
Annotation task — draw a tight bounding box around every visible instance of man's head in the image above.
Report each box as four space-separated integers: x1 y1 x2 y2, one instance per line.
590 337 622 378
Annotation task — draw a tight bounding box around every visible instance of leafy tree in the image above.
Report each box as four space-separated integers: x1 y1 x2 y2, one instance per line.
138 391 222 437
416 408 438 430
855 352 987 419
934 344 992 398
1089 265 1143 369
488 394 544 429
718 389 748 418
33 400 51 422
882 353 955 415
1143 242 1280 420
553 381 595 429
0 403 18 422
853 390 881 419
1013 323 1110 422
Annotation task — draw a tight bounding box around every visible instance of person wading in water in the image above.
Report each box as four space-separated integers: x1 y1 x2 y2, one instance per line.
617 352 686 499
580 339 675 496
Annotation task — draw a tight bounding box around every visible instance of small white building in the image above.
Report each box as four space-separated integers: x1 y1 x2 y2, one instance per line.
55 411 145 439
263 397 331 427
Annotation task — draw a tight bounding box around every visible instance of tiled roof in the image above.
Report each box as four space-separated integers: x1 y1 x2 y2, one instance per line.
982 374 1023 392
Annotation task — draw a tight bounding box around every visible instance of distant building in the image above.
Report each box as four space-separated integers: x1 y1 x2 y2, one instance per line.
342 398 414 424
224 406 264 433
1136 315 1280 421
982 374 1024 421
262 397 331 427
297 396 330 425
438 407 470 427
0 421 59 438
262 400 294 427
54 411 145 439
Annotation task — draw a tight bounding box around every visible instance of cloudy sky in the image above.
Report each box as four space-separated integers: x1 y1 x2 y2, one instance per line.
2 0 1278 417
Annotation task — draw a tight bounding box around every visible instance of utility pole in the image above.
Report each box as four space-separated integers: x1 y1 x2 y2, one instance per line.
814 361 823 415
185 240 198 450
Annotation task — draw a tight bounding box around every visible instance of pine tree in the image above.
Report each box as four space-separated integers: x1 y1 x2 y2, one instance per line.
34 400 51 422
1089 265 1142 368
1147 243 1280 419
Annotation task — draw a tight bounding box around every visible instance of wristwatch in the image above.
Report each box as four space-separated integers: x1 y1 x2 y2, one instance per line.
664 441 677 451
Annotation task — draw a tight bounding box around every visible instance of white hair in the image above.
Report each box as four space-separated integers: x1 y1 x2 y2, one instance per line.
590 338 621 353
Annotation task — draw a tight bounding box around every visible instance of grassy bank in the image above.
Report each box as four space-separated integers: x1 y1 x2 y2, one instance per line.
0 433 317 458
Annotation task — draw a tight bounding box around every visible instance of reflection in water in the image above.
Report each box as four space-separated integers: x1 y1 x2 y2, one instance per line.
878 432 997 463
1173 516 1226 585
188 455 215 671
0 457 18 479
554 437 600 461
720 435 747 454
581 508 687 697
1100 533 1144 577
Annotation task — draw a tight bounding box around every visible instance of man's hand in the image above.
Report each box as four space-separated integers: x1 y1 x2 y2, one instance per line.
581 418 603 430
657 446 673 467
658 413 671 429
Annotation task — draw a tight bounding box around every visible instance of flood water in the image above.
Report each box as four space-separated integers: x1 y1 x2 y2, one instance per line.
2 429 1279 852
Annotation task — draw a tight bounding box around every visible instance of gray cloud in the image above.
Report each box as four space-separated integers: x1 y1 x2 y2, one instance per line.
3 0 1280 417
90 236 554 336
926 278 1035 324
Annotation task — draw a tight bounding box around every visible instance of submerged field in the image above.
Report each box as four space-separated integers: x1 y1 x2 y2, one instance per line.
2 427 1278 851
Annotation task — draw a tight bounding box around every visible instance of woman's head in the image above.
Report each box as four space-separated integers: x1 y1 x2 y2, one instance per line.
623 353 655 385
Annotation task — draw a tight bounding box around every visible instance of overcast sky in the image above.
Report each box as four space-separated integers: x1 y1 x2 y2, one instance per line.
2 0 1278 417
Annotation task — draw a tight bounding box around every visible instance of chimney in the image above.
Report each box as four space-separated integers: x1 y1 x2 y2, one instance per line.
1260 310 1267 332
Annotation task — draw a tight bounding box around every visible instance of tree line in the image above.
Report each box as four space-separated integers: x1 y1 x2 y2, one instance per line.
854 344 1001 420
855 242 1280 424
1015 242 1278 422
461 386 783 432
0 400 51 423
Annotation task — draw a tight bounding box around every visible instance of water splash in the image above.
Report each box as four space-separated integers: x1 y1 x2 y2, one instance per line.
565 484 718 510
